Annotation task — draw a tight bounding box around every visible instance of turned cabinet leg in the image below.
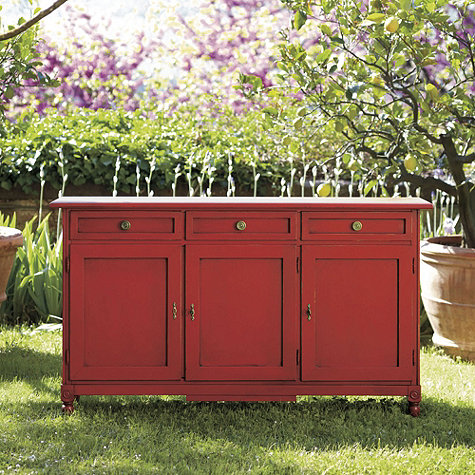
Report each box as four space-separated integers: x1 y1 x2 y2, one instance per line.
408 401 420 417
61 385 75 414
62 401 74 414
407 387 421 417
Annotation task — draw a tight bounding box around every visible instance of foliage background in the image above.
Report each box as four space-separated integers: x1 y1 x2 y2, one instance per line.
0 0 470 323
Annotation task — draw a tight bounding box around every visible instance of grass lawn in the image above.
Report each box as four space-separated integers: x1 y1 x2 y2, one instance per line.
0 326 474 474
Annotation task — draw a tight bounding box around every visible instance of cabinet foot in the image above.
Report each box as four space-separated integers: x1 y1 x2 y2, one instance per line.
407 386 421 417
61 385 75 414
408 401 420 417
62 402 74 414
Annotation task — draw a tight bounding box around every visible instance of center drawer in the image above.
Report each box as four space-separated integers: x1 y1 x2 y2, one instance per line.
70 211 184 240
186 211 298 240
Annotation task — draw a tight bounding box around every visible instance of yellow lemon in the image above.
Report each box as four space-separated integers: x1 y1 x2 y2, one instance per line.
404 155 418 172
425 83 439 101
317 183 332 197
384 17 399 33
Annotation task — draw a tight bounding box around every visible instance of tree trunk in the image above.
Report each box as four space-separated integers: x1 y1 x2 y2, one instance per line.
441 134 475 248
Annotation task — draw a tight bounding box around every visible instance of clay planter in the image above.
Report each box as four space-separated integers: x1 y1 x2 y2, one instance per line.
0 227 23 303
420 236 475 361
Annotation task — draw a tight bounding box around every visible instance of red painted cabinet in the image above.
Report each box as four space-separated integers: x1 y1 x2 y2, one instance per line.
50 197 432 416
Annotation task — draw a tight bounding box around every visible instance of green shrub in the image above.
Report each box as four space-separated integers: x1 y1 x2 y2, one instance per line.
0 106 340 197
0 213 62 325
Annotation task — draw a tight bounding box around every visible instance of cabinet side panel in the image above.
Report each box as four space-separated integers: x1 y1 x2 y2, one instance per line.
63 210 70 384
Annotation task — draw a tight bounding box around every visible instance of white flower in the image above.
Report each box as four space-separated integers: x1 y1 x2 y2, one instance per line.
443 218 455 235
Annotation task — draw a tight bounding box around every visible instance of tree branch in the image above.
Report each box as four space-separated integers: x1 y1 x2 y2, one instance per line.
398 169 457 196
457 152 475 163
0 0 69 42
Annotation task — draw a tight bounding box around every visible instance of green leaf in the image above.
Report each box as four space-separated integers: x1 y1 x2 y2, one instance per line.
364 180 378 196
267 89 281 98
1 180 12 190
330 36 344 45
334 120 344 132
315 49 332 63
4 86 14 100
294 10 307 30
263 107 278 117
293 117 303 129
366 13 386 23
400 0 412 11
347 106 358 120
320 24 332 36
289 140 300 153
421 58 437 66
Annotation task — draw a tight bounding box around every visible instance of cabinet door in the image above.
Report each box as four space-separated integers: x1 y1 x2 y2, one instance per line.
301 245 414 381
69 244 182 380
186 245 298 381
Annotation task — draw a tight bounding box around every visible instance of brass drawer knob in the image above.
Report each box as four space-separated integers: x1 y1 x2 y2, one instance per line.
120 220 131 231
351 220 363 232
236 220 247 231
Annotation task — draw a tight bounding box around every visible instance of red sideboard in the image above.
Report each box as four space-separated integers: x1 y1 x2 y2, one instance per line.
50 197 432 416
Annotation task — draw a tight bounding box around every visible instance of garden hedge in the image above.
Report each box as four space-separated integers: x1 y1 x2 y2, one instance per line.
0 107 337 198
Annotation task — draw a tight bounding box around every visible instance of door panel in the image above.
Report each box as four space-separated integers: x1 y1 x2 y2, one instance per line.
302 245 414 381
69 244 182 380
186 245 297 381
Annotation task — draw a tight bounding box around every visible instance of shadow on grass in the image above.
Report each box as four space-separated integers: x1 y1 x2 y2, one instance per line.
1 346 473 460
0 346 61 396
10 394 472 450
2 389 473 473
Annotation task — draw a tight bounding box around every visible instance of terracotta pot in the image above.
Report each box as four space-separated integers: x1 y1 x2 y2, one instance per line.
420 236 475 361
0 226 23 303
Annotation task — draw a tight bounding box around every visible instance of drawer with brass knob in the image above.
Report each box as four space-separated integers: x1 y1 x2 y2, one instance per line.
70 211 184 240
302 211 410 241
186 211 297 240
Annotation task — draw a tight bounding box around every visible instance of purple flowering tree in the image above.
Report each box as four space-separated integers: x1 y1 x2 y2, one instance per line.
268 0 475 247
10 1 296 116
8 6 156 116
148 0 292 113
